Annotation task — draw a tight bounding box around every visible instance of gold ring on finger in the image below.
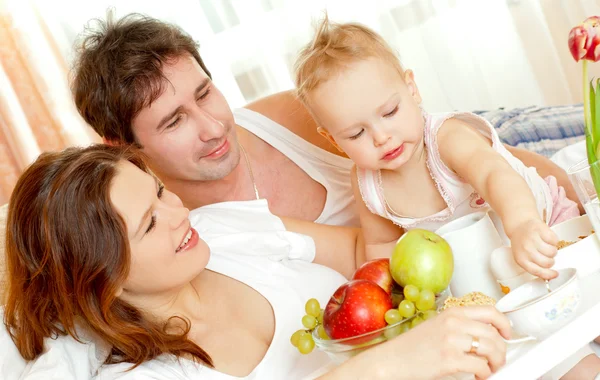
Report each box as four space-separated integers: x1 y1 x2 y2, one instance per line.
469 336 480 354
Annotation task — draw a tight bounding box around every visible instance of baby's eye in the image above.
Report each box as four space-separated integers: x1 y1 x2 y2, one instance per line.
384 106 399 118
349 129 365 140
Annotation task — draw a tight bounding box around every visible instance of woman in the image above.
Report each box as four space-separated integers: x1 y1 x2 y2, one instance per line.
3 145 510 379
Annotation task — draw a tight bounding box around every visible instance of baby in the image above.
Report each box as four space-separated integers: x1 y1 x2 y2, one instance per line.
293 17 580 281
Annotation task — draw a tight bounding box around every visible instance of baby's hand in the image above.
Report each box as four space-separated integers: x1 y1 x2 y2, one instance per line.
509 218 559 280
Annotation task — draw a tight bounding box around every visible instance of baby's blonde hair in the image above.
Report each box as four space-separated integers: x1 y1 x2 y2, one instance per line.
294 15 404 104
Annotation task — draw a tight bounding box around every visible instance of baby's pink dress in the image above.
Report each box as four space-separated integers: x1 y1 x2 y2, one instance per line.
356 111 579 231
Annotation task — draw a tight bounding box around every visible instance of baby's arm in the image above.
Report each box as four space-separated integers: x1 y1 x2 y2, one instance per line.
437 119 559 279
350 166 403 261
505 145 583 213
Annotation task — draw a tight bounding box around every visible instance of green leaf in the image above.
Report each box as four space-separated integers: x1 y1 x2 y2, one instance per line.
594 78 600 147
594 80 600 197
591 79 598 146
586 133 600 197
587 127 600 198
591 161 600 200
586 126 596 163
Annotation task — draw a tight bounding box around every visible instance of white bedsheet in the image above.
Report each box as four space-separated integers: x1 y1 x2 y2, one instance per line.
0 309 27 380
551 140 586 171
0 309 110 380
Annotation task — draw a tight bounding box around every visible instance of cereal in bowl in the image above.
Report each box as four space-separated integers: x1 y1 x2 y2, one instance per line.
441 291 496 311
557 240 577 249
557 230 593 250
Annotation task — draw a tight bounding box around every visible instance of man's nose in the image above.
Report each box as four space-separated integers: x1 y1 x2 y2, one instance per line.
193 110 225 141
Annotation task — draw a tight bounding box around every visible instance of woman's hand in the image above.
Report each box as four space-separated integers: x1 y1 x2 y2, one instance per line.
509 218 559 280
363 306 511 380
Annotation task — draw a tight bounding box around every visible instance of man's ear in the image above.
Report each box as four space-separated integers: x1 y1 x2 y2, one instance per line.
317 127 344 153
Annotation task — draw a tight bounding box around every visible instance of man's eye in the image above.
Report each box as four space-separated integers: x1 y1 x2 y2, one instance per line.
166 115 182 129
349 129 364 140
197 88 211 101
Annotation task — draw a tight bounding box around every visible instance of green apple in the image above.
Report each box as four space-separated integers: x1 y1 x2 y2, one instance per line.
390 229 453 294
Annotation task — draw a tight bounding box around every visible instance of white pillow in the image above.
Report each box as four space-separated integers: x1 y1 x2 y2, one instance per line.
0 308 27 380
0 308 107 380
551 140 586 171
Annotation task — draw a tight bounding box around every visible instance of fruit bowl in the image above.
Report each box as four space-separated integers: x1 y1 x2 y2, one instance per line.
312 289 449 364
312 312 419 364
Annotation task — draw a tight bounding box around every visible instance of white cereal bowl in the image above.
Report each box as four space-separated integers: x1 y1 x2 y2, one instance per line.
495 268 581 340
551 215 600 277
491 215 600 296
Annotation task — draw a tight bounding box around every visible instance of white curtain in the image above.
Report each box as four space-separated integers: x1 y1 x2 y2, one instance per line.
0 0 98 204
30 0 600 113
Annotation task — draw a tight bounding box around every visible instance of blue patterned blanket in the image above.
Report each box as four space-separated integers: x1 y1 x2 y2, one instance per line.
476 104 585 157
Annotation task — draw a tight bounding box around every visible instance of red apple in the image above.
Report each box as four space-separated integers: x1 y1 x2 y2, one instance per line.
352 258 394 295
323 279 393 341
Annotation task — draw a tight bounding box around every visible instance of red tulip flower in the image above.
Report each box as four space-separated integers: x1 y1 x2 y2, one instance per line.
568 16 600 63
568 16 600 191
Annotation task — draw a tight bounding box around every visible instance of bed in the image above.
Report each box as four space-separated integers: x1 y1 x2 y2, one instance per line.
0 104 589 379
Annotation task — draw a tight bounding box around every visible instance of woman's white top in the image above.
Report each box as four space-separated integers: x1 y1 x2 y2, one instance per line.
95 199 347 379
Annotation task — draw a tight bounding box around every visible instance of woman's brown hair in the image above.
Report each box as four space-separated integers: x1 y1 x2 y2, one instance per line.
3 144 212 368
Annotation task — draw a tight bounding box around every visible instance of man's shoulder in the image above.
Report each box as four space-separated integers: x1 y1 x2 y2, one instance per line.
243 91 343 156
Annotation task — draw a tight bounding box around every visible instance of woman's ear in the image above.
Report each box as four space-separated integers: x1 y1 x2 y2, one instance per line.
317 127 344 153
115 287 123 298
403 69 422 104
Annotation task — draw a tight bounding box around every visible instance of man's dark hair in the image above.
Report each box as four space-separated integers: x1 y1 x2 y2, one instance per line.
71 13 212 143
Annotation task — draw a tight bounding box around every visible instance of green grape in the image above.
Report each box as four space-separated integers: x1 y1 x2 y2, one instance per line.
403 284 420 302
384 309 403 325
297 334 315 354
398 322 411 334
422 310 438 320
410 316 424 329
290 329 307 347
357 336 386 348
302 314 317 329
416 289 436 311
305 298 321 317
317 309 324 324
398 300 416 318
316 324 330 340
384 325 403 340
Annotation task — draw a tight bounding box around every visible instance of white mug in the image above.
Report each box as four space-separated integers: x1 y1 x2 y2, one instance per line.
436 211 504 300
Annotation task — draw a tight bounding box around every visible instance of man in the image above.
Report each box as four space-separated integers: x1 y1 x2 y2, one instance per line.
71 13 579 229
